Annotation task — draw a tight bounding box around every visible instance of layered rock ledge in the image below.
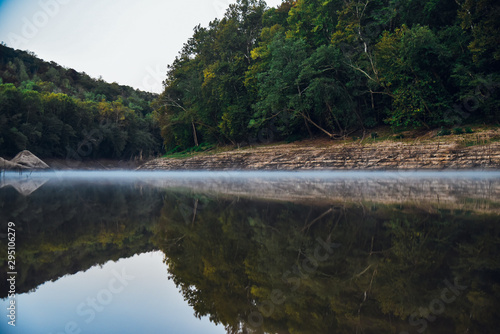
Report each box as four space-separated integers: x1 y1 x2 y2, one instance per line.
139 140 500 171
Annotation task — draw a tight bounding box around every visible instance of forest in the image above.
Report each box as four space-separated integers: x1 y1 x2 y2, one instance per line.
156 0 500 151
1 0 499 158
0 44 162 159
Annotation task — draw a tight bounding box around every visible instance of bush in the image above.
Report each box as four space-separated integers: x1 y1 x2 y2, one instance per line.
286 133 303 143
371 132 379 139
453 127 464 135
465 127 474 134
437 127 451 136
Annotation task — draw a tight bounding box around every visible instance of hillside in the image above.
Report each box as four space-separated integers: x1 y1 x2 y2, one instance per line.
0 44 156 106
0 44 162 159
2 0 499 163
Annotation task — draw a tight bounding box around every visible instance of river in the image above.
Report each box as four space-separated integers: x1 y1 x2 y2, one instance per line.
1 171 499 333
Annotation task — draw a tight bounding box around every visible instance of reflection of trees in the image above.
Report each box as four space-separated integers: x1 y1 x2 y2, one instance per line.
154 196 500 334
0 182 164 297
1 183 498 333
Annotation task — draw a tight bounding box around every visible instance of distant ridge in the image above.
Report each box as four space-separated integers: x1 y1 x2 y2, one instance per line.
0 44 157 101
0 44 162 159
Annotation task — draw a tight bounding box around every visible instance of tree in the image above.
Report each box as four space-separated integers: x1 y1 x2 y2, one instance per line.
251 33 311 138
299 44 361 137
375 25 453 128
286 0 342 47
458 0 500 68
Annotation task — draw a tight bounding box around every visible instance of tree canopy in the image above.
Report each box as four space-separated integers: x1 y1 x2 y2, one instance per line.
2 0 499 157
155 0 499 151
0 44 162 159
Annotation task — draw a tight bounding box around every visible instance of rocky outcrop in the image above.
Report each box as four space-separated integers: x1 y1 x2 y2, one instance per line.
0 157 22 170
139 141 500 171
1 150 50 170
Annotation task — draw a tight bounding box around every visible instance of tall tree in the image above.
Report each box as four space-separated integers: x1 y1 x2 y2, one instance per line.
375 25 453 128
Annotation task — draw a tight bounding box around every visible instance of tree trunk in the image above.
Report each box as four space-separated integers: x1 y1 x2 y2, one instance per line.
303 115 313 138
191 119 199 147
326 103 344 136
301 112 336 139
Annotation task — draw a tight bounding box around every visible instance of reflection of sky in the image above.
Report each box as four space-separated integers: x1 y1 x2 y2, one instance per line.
0 251 225 334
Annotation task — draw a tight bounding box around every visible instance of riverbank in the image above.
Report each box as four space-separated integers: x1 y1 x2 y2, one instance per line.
139 127 500 170
3 127 498 171
43 158 143 170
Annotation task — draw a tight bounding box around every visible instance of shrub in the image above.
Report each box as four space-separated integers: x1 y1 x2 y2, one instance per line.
453 127 464 135
437 127 451 136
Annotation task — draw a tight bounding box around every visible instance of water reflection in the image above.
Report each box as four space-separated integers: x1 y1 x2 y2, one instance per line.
0 171 499 333
0 175 48 196
0 252 225 334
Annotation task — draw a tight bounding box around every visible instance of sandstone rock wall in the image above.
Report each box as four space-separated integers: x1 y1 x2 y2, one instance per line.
139 141 500 170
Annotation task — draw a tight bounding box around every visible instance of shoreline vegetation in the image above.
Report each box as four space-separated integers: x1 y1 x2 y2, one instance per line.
2 125 498 171
1 0 499 166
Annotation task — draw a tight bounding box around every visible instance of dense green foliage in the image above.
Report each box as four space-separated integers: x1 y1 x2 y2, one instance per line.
155 196 500 334
0 44 162 159
155 0 500 151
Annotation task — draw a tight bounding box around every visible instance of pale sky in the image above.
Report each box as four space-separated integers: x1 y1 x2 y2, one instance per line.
0 0 284 93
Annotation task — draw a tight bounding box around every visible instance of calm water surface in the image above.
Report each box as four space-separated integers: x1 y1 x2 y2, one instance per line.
1 171 499 334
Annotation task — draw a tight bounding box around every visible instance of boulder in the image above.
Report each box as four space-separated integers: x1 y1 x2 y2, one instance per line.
10 150 50 169
1 150 50 170
0 157 26 170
